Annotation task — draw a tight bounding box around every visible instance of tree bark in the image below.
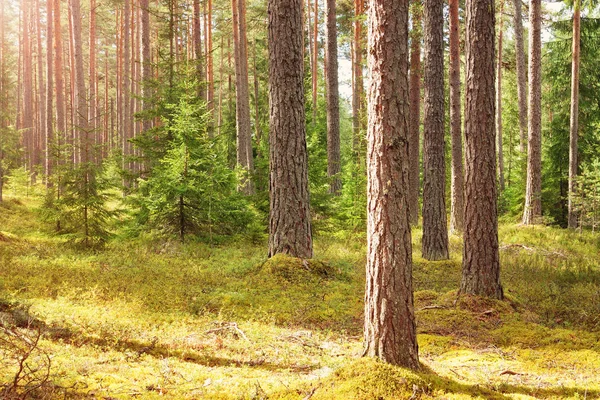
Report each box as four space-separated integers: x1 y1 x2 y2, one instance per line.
141 0 152 134
69 0 88 164
45 0 54 185
35 0 45 181
232 0 254 194
325 0 341 195
408 0 422 226
513 0 527 153
267 0 313 259
89 0 97 163
522 0 542 225
567 0 580 229
449 0 463 234
312 0 318 123
363 0 419 369
496 0 505 192
421 0 448 260
22 0 34 174
460 0 503 299
193 0 203 98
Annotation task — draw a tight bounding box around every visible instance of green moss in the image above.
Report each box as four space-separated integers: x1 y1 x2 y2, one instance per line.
309 358 428 400
261 254 337 283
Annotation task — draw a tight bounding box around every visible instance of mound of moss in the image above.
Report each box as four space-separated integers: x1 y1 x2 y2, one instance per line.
260 254 338 283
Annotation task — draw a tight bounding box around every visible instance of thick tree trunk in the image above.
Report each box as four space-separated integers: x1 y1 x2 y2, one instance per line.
232 0 254 194
421 0 448 260
568 0 580 229
513 0 527 153
460 0 503 299
408 0 422 226
449 0 463 234
496 0 505 192
522 0 542 225
325 0 341 195
267 0 313 259
363 0 419 369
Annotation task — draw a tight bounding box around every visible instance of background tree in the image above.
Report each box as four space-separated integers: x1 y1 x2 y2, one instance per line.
449 0 463 233
363 0 419 369
523 0 543 225
408 0 422 226
421 0 448 260
567 0 581 228
326 0 341 195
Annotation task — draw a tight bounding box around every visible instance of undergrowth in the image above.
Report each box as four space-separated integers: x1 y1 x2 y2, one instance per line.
1 196 599 398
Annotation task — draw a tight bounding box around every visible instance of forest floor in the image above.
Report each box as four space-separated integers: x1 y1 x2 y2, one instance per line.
1 196 600 399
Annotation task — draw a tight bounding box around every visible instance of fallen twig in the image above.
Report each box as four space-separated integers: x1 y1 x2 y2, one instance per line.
205 322 249 341
500 244 567 258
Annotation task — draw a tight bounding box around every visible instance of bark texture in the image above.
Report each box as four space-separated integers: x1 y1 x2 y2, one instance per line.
46 0 54 184
268 0 313 259
408 0 422 226
513 0 527 153
449 0 463 234
460 0 503 299
496 0 505 192
523 0 542 225
233 0 254 194
421 0 448 260
568 0 580 229
363 0 419 369
326 0 341 195
69 0 88 163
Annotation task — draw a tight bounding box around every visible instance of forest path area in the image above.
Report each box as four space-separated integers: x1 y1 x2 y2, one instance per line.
1 197 600 399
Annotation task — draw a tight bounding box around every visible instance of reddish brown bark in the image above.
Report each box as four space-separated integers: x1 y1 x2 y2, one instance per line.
267 0 313 259
568 0 581 229
449 0 463 234
408 0 422 226
326 0 341 195
523 0 542 225
422 0 449 260
460 0 503 299
363 0 419 369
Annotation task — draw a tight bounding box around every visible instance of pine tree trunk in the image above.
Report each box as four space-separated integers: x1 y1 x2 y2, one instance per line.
45 0 54 186
22 0 34 174
513 0 527 153
207 0 214 131
496 0 505 192
53 0 66 149
232 0 254 194
449 0 464 234
568 0 580 229
522 0 542 225
312 0 318 123
192 0 203 97
69 0 88 165
35 0 45 181
460 0 503 299
363 0 419 369
90 0 97 163
408 0 421 226
141 0 152 134
325 0 341 195
422 0 448 260
122 0 131 183
352 0 364 155
267 0 313 259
